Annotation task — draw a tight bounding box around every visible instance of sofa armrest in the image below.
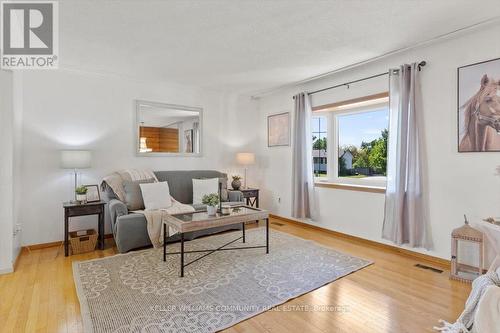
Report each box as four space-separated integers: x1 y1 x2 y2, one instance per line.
114 213 150 253
109 199 128 225
228 190 244 202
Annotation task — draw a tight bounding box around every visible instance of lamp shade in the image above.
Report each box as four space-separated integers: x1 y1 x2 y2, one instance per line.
236 152 255 165
60 150 92 169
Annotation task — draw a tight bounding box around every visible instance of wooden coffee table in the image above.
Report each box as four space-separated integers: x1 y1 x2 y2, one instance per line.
163 205 269 277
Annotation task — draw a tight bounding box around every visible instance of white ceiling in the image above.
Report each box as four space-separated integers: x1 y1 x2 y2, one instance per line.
60 0 500 94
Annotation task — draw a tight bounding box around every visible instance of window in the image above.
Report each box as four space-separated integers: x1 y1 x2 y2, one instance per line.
312 94 389 188
312 116 328 177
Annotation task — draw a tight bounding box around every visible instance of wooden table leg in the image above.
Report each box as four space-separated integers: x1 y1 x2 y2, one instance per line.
64 213 69 257
98 212 105 250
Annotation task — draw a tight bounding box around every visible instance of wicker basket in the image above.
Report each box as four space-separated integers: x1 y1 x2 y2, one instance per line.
69 229 98 254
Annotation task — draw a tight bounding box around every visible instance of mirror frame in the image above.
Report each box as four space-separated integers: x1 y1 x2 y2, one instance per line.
135 99 203 157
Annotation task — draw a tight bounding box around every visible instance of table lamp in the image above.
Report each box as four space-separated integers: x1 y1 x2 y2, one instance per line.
236 152 255 189
60 150 92 202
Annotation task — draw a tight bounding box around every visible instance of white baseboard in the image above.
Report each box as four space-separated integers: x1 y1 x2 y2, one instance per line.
0 265 13 275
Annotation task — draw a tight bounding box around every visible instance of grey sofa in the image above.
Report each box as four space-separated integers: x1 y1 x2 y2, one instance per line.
104 170 244 253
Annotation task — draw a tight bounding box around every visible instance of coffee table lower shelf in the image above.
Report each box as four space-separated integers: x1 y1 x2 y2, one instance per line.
163 218 269 277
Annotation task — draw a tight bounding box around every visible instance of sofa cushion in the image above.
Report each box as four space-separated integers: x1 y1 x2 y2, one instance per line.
154 170 229 204
139 181 173 210
123 178 155 210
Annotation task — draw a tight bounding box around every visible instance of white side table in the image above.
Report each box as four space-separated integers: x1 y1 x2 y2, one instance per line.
476 220 500 273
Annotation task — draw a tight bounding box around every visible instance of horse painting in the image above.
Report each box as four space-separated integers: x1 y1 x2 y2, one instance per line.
459 74 500 152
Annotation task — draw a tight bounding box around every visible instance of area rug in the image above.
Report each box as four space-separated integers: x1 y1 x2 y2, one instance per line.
73 228 372 333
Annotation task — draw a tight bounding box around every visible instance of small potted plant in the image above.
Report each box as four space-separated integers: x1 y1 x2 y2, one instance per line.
231 175 242 190
202 193 219 216
75 186 88 204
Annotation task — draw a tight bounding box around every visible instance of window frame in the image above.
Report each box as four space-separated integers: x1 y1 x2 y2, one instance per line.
312 113 331 178
313 100 389 189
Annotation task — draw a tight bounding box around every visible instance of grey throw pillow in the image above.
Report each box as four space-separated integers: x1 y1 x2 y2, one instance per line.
123 178 155 210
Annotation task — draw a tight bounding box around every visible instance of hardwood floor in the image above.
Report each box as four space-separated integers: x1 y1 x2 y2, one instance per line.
0 217 470 333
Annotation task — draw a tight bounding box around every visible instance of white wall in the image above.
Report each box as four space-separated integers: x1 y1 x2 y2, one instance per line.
12 72 23 261
248 23 500 261
0 69 14 273
216 92 262 184
19 70 229 245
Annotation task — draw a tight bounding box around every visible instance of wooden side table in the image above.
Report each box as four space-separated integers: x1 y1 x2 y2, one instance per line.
230 188 259 208
63 201 106 256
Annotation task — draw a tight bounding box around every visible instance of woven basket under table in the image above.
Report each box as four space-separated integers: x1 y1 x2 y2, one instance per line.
69 229 98 254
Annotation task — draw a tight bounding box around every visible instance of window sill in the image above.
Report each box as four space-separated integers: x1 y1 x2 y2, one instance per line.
314 182 386 194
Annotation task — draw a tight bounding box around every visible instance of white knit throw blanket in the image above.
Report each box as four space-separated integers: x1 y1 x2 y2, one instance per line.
101 169 158 202
434 269 500 332
134 199 195 248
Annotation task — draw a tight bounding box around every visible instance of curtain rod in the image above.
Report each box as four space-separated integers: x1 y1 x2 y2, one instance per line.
296 61 426 98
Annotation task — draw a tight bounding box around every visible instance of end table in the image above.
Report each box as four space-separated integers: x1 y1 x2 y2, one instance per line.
63 201 106 256
230 188 259 208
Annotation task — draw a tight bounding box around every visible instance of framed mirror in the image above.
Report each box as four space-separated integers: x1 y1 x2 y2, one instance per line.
135 100 202 156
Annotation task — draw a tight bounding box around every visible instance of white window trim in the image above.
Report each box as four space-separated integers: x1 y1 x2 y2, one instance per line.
314 102 388 189
312 111 331 180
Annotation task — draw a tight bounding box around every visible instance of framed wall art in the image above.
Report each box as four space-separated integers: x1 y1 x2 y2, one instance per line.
458 57 500 152
184 129 194 153
84 184 101 202
268 112 290 147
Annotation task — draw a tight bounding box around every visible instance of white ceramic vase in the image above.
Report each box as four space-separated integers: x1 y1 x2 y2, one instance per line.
76 194 87 204
207 205 217 216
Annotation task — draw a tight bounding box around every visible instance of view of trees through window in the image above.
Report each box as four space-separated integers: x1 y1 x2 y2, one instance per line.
338 108 389 180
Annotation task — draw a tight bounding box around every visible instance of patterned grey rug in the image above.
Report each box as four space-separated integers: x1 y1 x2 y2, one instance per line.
73 228 372 333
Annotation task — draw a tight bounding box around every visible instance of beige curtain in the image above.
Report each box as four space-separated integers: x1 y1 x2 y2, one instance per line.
382 63 431 249
291 92 314 219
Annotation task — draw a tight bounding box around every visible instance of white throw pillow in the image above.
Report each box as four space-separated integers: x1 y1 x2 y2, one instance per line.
192 178 219 204
139 181 172 210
